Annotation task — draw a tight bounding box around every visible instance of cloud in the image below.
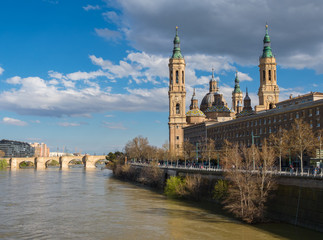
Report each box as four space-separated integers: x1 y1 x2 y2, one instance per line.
102 121 126 130
237 72 253 82
105 114 114 118
95 28 122 41
83 4 101 11
58 122 81 127
0 67 4 75
2 117 28 126
103 0 323 73
31 120 41 124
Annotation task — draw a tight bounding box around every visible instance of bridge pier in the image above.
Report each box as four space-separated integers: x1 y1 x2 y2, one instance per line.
10 158 18 170
60 156 69 169
35 157 46 170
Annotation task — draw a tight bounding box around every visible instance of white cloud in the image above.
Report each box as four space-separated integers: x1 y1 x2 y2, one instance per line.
95 28 122 41
58 122 81 127
237 72 253 81
105 115 114 118
2 117 28 126
31 120 41 124
83 4 101 11
0 67 4 75
102 0 323 73
102 121 126 130
6 76 22 84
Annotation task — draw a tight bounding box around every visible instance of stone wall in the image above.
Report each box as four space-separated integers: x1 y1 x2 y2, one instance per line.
267 184 323 232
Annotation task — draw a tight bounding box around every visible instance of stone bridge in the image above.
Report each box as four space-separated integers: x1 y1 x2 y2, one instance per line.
3 155 107 170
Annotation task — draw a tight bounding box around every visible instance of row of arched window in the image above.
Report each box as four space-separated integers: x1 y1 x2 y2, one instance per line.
170 70 185 84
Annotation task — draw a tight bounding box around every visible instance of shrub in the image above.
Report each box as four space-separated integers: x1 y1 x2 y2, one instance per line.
213 179 228 201
164 176 185 198
0 159 8 169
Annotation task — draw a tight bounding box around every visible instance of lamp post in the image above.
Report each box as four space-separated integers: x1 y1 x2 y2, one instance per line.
251 131 260 170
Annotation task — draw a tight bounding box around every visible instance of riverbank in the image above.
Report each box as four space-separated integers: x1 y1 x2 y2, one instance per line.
112 164 323 233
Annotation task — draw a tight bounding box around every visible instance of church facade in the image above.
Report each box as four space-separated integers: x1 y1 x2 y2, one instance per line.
168 26 323 156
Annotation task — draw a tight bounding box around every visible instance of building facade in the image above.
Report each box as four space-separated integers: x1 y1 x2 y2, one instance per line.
30 142 50 157
0 139 35 157
169 26 322 158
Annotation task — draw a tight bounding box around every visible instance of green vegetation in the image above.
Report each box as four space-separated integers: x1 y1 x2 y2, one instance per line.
0 159 8 169
20 161 34 168
213 179 228 201
164 175 203 200
47 160 59 166
164 176 185 198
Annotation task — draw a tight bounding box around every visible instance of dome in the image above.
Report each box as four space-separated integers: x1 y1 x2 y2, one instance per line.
201 93 214 106
205 105 231 113
186 109 206 117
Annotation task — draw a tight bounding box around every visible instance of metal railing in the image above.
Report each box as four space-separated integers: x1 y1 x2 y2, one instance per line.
130 162 323 179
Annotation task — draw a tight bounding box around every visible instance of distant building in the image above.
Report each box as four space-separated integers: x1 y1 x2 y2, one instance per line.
0 139 35 157
30 142 50 157
49 152 73 157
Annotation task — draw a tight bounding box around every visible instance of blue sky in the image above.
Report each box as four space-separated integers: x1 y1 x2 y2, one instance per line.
0 0 322 154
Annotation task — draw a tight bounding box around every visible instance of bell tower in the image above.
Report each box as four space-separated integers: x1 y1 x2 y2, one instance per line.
232 71 243 113
168 27 186 156
255 24 280 112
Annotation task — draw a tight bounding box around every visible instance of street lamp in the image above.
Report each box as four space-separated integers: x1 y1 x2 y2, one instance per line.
251 131 260 170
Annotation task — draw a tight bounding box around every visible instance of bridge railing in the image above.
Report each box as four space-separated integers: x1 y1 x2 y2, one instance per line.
130 162 323 179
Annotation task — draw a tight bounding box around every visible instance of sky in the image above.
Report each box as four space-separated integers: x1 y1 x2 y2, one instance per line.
0 0 323 154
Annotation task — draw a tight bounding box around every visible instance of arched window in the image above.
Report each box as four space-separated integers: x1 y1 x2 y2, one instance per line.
263 70 266 82
269 70 271 81
176 103 180 114
176 71 179 84
182 71 184 84
170 70 173 84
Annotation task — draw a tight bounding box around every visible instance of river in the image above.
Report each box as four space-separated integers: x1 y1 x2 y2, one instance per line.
0 167 322 240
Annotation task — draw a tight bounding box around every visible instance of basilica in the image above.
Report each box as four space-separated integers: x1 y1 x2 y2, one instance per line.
168 26 323 156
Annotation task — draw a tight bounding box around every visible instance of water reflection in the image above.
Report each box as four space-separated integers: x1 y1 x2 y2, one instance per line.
0 168 322 240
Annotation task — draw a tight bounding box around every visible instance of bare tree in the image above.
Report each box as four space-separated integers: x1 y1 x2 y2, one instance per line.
125 136 150 162
222 142 276 223
268 127 289 172
288 119 316 173
201 138 216 168
183 140 194 168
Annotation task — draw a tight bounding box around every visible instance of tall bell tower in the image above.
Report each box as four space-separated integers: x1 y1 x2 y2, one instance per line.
255 24 280 112
168 27 186 156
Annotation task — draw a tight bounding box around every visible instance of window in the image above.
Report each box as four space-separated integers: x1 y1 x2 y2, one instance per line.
255 120 257 126
263 70 265 81
176 71 179 84
264 119 266 125
182 71 184 84
274 117 276 123
176 136 179 140
259 119 262 125
176 104 180 114
269 127 272 134
310 120 313 128
317 119 320 128
260 128 262 134
284 114 287 121
316 107 320 115
170 70 173 84
296 112 299 119
269 70 271 81
302 110 305 118
268 118 271 124
290 113 293 120
309 109 312 117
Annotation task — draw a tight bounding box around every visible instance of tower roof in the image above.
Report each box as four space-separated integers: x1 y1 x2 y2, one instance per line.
191 88 198 100
262 24 273 58
244 87 251 101
233 71 242 93
172 26 183 59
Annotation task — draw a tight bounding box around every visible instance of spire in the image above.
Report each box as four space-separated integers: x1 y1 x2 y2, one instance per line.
244 87 251 100
172 26 183 59
209 68 219 92
233 71 241 93
191 88 197 100
262 24 273 58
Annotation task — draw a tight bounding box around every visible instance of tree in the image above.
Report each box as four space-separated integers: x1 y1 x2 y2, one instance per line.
288 119 316 173
125 136 150 162
268 127 289 171
222 142 276 223
200 138 216 168
183 140 194 168
0 150 5 157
